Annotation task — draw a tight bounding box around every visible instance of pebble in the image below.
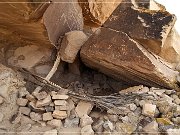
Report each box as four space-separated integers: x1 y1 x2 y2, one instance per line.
47 119 62 128
107 114 118 122
16 98 28 106
156 118 174 126
80 114 93 127
20 115 35 125
81 125 94 135
28 101 45 113
92 119 104 133
115 122 136 135
128 103 137 111
18 88 29 98
19 107 31 116
43 112 53 121
75 101 93 117
36 95 51 107
172 117 180 125
43 129 58 135
64 117 80 128
52 110 67 119
142 103 156 117
55 105 68 111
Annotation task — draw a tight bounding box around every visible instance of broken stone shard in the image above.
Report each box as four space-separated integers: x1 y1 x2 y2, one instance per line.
80 27 180 90
103 1 176 55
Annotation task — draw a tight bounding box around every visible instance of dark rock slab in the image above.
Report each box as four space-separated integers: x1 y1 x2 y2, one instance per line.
80 27 179 90
103 2 176 54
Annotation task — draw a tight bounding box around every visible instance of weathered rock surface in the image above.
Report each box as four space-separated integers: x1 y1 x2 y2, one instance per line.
60 31 88 63
43 0 84 46
79 0 122 26
80 27 180 90
103 0 176 55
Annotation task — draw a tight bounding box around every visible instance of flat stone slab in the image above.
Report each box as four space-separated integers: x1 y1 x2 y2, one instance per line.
80 27 179 90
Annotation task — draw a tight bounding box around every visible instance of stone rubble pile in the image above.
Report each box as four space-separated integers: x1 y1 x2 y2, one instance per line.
5 83 178 135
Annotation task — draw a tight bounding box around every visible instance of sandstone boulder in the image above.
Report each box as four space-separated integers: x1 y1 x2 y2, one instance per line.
80 27 180 90
103 1 176 55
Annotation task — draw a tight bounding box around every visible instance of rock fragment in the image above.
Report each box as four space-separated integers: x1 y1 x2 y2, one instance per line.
64 117 80 128
75 101 93 118
54 100 67 106
43 112 53 121
47 119 63 128
19 107 31 116
52 95 69 100
33 91 48 100
36 95 51 107
30 112 42 122
80 114 93 127
81 125 94 135
142 103 156 117
52 110 67 119
16 98 28 106
60 31 88 63
103 120 114 131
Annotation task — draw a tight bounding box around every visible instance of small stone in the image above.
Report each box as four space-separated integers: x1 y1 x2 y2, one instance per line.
30 112 42 121
103 120 114 131
52 95 69 100
0 96 4 104
115 122 136 135
43 129 57 135
18 88 29 97
64 117 80 128
166 128 180 135
16 98 28 106
142 103 156 117
139 87 149 94
75 101 93 118
20 115 35 125
28 101 45 113
156 118 173 126
26 94 36 102
128 103 137 111
52 110 67 119
0 112 4 122
34 91 48 100
119 85 144 94
54 100 67 106
19 107 31 116
81 125 94 135
143 121 159 134
174 98 180 105
80 114 93 127
43 112 53 121
47 119 62 128
36 95 51 107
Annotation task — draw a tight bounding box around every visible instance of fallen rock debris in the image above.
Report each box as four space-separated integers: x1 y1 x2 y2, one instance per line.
0 0 180 134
